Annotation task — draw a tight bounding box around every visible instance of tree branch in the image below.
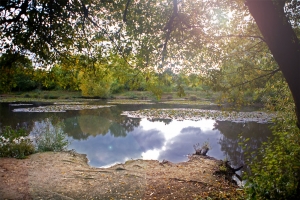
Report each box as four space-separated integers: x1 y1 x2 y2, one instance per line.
216 34 266 42
1 0 29 24
86 16 135 69
247 0 300 128
162 0 178 63
123 0 131 22
230 69 280 89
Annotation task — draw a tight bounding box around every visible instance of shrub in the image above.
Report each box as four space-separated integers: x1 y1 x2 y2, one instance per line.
244 97 300 199
0 121 70 159
24 94 31 98
34 89 41 95
189 95 198 101
0 126 35 159
124 92 138 99
49 95 59 99
167 95 173 100
33 119 69 152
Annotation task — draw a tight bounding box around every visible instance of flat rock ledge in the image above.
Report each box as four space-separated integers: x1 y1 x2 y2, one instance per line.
0 151 241 199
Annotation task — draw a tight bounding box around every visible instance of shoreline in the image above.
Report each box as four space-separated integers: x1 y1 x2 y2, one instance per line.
0 151 244 199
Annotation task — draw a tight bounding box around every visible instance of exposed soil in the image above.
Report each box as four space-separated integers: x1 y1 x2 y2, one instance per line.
0 151 243 199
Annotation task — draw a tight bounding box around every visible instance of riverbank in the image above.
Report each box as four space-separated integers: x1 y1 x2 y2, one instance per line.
0 151 244 199
0 90 216 103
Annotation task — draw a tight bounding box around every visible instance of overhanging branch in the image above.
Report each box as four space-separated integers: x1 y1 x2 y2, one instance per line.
229 69 280 89
162 0 178 63
216 34 266 42
86 16 135 69
123 0 131 22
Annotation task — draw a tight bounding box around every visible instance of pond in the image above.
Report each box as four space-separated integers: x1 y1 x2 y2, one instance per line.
0 100 273 174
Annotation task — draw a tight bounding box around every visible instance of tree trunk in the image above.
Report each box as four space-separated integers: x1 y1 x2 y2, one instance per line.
246 0 300 128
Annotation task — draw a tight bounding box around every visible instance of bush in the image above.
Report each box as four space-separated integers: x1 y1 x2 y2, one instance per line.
189 95 197 101
0 126 35 159
24 94 31 98
33 119 69 152
167 95 173 100
48 95 59 99
0 121 70 159
127 92 138 99
244 105 300 199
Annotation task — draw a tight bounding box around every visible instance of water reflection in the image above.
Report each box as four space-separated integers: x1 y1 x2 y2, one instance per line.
64 112 141 140
68 118 272 168
0 102 273 171
69 125 166 167
216 121 273 172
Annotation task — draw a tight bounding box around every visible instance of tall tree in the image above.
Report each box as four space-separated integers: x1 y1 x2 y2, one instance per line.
245 0 300 127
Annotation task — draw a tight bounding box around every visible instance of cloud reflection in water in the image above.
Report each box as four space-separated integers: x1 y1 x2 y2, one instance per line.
69 118 224 167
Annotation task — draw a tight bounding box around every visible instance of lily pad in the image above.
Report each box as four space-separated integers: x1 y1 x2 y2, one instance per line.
122 108 276 123
107 100 154 105
0 97 102 103
13 105 114 113
53 102 87 105
9 103 34 106
160 100 214 105
0 97 70 103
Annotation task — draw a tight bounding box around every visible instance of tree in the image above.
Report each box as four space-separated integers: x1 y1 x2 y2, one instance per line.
134 0 300 126
0 0 117 62
79 61 114 98
0 52 34 93
1 0 300 125
245 0 300 127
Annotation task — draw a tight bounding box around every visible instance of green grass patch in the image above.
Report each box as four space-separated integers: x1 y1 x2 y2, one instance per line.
113 91 154 100
0 90 82 103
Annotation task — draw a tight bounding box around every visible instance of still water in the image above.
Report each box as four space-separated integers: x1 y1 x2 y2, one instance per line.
0 101 272 171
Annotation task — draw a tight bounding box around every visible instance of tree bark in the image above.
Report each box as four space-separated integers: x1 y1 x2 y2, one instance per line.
246 0 300 127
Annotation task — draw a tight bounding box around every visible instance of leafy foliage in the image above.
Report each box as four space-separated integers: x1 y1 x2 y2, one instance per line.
78 54 130 98
0 126 34 158
0 0 108 62
244 80 300 199
0 52 36 93
33 119 69 152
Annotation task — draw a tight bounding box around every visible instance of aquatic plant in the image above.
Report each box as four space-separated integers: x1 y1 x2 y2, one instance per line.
160 100 213 105
107 99 154 105
122 109 275 123
13 104 114 112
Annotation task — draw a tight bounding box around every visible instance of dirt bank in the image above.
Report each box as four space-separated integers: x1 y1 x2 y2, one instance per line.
0 151 243 199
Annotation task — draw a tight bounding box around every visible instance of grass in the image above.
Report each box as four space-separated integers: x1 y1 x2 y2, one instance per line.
112 90 220 102
112 91 155 100
27 90 82 99
1 89 221 105
0 90 82 103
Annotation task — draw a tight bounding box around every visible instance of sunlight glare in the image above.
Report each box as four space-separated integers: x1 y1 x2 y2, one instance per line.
141 149 160 160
